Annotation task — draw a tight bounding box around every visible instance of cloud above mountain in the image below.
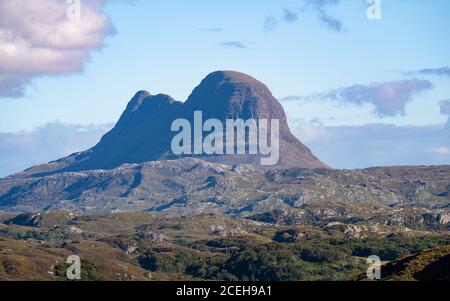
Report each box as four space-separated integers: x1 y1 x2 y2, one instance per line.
282 79 433 117
0 0 114 98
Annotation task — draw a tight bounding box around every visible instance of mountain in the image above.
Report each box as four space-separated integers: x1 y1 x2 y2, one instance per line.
0 71 448 223
12 71 325 179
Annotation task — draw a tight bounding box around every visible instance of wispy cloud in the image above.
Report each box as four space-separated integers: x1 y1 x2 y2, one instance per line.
281 95 305 102
440 99 450 115
0 0 115 98
264 17 279 31
282 79 433 117
405 67 450 77
316 9 343 32
200 27 225 32
440 99 450 129
293 121 449 169
283 9 299 23
0 122 113 178
265 0 344 33
428 147 450 155
306 0 344 32
220 41 248 49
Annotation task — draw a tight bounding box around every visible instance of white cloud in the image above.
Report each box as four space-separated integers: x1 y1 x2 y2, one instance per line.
292 120 335 144
0 122 112 177
293 121 450 169
428 147 450 155
0 0 114 97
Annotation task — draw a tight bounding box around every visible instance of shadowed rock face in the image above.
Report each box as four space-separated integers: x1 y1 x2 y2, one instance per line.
11 71 326 178
179 71 325 167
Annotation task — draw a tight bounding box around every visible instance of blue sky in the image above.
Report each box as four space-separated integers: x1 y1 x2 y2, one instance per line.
0 0 449 175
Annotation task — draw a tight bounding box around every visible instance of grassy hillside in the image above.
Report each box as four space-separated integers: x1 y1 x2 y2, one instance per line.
381 245 450 281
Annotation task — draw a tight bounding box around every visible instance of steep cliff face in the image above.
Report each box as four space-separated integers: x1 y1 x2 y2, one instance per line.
178 71 324 167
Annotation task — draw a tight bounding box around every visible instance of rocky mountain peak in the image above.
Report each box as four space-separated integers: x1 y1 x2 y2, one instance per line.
126 90 151 112
10 71 327 178
201 70 263 85
185 71 281 121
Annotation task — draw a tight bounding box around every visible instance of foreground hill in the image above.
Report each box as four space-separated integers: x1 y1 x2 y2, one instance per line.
380 245 450 281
